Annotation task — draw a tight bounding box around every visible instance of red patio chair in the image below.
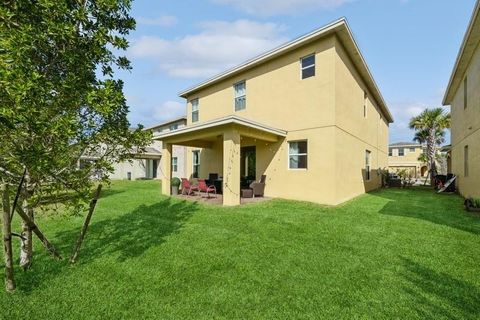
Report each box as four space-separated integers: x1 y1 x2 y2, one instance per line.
181 178 199 196
197 179 216 198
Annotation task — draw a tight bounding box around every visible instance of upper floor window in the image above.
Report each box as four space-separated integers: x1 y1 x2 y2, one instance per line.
398 148 405 157
234 81 246 111
301 54 315 79
191 99 199 123
388 148 393 156
464 77 468 109
409 147 415 152
363 91 368 118
288 140 308 169
169 123 178 131
365 150 371 181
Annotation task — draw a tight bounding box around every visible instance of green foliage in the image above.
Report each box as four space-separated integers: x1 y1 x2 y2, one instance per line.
468 198 480 208
395 168 414 187
379 168 390 186
1 181 479 319
171 177 181 187
0 0 151 213
409 108 450 181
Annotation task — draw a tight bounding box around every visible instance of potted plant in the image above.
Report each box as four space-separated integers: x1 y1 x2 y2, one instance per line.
464 197 480 213
171 177 181 195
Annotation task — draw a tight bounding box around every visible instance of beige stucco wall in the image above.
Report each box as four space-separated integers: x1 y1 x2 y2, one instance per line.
450 41 480 198
334 37 388 201
184 36 337 131
110 159 150 180
176 35 389 205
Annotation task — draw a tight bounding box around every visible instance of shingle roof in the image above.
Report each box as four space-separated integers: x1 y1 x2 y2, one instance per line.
389 142 422 147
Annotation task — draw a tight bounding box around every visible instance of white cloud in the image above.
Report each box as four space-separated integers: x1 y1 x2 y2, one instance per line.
388 100 450 143
211 0 352 15
151 101 186 122
129 19 288 78
137 15 178 27
128 98 185 126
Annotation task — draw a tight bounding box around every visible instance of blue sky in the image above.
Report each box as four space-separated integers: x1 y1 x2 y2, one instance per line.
120 0 476 143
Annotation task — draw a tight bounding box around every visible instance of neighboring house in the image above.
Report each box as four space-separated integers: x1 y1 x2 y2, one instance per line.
155 19 393 206
144 117 188 180
108 146 162 180
82 117 187 180
443 0 480 198
388 142 427 178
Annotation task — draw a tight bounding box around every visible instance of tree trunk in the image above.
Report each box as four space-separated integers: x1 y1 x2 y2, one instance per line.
2 184 16 292
19 172 34 270
15 206 62 260
70 184 102 264
428 128 436 187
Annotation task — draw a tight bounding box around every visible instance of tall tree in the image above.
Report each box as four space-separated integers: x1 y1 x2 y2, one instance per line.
409 108 450 185
0 0 151 269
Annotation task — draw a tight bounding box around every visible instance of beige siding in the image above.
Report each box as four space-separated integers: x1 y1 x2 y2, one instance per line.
450 41 480 198
184 36 337 131
334 36 388 201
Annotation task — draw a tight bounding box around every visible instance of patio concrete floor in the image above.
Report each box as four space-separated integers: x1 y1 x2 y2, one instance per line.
173 193 272 206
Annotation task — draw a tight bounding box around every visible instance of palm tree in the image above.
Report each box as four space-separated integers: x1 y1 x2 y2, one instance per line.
409 108 450 186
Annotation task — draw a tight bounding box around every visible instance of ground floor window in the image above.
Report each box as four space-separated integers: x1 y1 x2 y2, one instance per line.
288 140 308 169
193 151 200 178
365 150 371 181
146 159 158 179
464 145 469 177
172 157 178 173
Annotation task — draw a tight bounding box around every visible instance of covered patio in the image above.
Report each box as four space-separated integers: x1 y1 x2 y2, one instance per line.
173 193 272 206
154 116 287 206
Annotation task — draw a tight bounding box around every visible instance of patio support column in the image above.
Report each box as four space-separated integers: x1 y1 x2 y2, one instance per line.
161 143 172 196
223 128 241 206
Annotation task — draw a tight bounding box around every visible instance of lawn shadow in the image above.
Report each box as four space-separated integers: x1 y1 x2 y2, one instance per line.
372 188 480 235
15 197 199 293
56 197 199 263
400 257 480 319
99 187 125 199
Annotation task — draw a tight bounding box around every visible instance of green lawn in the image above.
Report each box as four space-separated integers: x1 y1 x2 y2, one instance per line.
1 181 480 319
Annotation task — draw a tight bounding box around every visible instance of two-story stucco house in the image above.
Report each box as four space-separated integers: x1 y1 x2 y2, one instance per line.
388 142 427 178
155 19 393 206
443 0 480 198
106 117 187 180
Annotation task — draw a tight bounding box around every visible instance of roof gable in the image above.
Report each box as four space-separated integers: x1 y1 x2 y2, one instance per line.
178 18 393 123
443 0 480 105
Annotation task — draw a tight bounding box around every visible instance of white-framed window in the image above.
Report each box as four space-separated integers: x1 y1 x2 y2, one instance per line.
172 157 178 173
192 150 200 178
365 150 371 181
301 54 315 79
464 145 469 177
288 140 308 169
191 99 199 123
234 81 246 111
363 91 368 118
169 123 178 131
398 148 405 156
388 148 393 157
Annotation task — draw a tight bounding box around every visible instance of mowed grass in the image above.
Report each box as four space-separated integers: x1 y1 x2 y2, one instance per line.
1 181 480 319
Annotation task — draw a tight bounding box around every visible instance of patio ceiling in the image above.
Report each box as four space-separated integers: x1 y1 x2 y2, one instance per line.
153 115 287 148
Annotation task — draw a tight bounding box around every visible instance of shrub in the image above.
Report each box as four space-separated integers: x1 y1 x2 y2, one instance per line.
171 177 181 187
472 198 480 208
